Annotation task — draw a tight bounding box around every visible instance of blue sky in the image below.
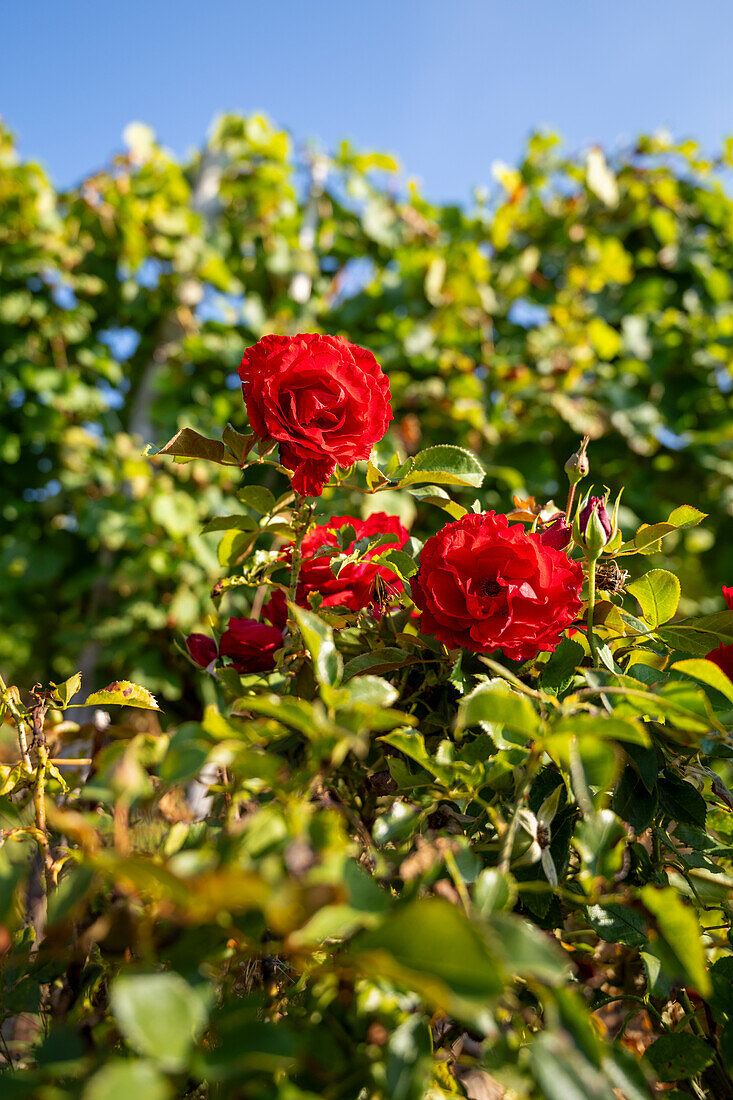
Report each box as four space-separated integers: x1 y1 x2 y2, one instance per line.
3 0 733 201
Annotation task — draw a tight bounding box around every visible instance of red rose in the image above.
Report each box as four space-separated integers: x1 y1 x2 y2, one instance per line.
219 617 284 673
537 516 571 551
186 633 218 669
263 514 409 618
238 334 392 497
412 511 584 661
706 585 733 680
186 618 283 674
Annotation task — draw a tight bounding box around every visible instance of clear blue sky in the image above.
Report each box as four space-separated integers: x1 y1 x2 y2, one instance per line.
3 0 733 201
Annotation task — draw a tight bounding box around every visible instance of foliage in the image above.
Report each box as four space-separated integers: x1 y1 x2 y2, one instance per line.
4 116 733 704
4 112 733 1097
2 397 733 1097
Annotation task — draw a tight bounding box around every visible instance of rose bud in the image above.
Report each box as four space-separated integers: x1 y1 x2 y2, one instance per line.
573 489 621 559
186 633 218 669
579 496 612 544
538 516 571 551
218 617 284 674
564 436 590 486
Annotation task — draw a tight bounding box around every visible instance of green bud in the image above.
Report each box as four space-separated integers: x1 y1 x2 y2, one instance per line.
564 436 590 487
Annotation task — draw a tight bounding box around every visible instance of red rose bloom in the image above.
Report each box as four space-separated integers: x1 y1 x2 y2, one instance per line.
262 514 409 619
186 618 283 674
238 333 392 497
412 511 584 661
706 585 733 680
186 633 218 669
219 617 284 673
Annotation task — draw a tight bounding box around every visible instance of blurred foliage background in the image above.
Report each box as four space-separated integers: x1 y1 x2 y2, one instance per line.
3 113 733 705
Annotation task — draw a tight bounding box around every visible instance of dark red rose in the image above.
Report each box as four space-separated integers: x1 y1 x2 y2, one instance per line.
578 496 612 545
412 511 584 661
219 617 284 674
186 633 218 669
538 516 571 551
262 589 288 631
238 334 392 497
706 585 733 680
288 513 409 615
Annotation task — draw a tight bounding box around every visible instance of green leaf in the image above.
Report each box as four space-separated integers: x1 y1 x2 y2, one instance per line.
109 972 209 1072
84 1060 172 1100
222 422 256 463
658 610 733 655
530 1032 620 1100
457 683 539 740
374 549 418 581
612 767 658 831
202 514 258 534
217 527 257 567
77 681 160 711
353 898 502 1019
485 912 570 985
405 485 467 520
540 638 585 694
617 506 706 556
291 605 343 686
344 675 399 707
586 904 648 948
658 772 707 827
641 885 712 997
50 671 82 708
397 445 485 489
627 568 680 628
672 657 733 707
643 1033 714 1083
343 647 410 679
237 485 277 514
147 427 239 466
549 713 649 746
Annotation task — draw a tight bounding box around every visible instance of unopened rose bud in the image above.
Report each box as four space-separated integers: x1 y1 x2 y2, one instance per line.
537 516 571 551
564 436 590 487
574 494 614 558
579 496 612 542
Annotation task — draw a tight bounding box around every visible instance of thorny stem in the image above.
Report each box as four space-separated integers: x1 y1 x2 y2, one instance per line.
287 496 314 609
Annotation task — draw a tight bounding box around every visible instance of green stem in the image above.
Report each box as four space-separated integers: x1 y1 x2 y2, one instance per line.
586 556 599 667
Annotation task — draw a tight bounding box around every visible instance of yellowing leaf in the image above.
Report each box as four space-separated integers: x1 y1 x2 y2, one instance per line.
79 681 161 711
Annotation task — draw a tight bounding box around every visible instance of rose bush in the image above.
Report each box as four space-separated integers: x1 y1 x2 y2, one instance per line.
238 333 392 496
4 324 733 1100
412 510 584 659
